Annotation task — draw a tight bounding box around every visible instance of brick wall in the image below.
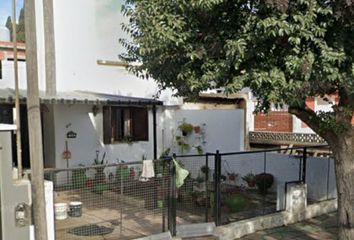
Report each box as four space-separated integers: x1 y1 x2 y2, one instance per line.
254 111 293 132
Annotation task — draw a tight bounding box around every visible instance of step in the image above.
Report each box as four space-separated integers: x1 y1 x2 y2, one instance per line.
176 223 216 239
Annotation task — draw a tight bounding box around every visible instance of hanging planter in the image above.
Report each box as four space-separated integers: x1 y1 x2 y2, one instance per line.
194 126 201 134
178 123 194 136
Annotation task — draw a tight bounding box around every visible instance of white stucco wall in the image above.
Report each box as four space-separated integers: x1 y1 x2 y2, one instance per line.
162 109 245 156
50 104 162 169
0 60 27 89
49 105 246 167
52 0 159 98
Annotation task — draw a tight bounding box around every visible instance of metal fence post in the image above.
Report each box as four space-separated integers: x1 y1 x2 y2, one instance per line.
302 147 307 183
205 153 209 222
168 155 177 236
214 150 221 226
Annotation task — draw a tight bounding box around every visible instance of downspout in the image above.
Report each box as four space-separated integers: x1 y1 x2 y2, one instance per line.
152 104 157 159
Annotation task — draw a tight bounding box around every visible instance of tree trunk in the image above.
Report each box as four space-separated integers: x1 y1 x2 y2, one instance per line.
333 135 354 240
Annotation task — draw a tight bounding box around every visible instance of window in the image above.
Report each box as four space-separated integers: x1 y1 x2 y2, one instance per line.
0 104 13 124
103 106 149 144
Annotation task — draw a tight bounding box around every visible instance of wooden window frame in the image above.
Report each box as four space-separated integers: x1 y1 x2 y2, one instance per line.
103 106 149 144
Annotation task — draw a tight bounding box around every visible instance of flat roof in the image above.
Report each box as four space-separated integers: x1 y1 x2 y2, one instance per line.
0 88 163 106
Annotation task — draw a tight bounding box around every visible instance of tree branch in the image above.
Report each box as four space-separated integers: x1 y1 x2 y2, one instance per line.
288 105 338 144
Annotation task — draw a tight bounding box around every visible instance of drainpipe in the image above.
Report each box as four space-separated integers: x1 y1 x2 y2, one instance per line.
152 104 157 159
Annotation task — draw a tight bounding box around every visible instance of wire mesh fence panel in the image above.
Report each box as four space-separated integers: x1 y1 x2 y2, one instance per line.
305 148 336 204
45 160 169 240
174 155 212 224
219 150 303 224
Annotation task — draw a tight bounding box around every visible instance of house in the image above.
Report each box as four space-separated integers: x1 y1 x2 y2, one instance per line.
0 0 248 169
250 95 354 150
0 88 162 169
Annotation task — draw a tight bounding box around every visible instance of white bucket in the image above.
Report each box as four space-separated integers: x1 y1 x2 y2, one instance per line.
54 203 68 220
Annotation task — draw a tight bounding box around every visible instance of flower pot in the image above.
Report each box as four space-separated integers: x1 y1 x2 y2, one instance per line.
86 179 94 188
194 126 201 134
247 181 256 187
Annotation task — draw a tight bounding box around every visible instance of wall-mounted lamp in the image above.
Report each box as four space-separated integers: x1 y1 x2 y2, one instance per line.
92 105 99 116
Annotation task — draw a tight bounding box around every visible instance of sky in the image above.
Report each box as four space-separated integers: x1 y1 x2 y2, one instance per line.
0 0 24 26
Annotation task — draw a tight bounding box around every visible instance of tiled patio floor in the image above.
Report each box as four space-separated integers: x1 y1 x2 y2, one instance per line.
239 212 338 240
54 189 202 240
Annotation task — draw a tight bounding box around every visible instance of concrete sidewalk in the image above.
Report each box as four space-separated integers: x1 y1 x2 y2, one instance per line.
239 212 338 240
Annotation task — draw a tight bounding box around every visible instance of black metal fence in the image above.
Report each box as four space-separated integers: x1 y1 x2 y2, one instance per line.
44 145 334 239
45 159 172 240
172 145 334 227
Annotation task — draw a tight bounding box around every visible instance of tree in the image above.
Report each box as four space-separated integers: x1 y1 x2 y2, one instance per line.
5 8 26 43
17 8 26 43
5 16 13 40
120 1 354 238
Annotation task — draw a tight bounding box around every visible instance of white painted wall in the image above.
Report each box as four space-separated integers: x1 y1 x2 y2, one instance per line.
50 104 161 169
52 0 159 98
162 109 245 155
0 59 27 89
292 116 314 134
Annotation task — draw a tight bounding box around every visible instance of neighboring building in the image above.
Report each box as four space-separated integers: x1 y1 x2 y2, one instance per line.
250 95 354 149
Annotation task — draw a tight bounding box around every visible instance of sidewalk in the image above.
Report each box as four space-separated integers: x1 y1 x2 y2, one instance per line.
239 212 338 240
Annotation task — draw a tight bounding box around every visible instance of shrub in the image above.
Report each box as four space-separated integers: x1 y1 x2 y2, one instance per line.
255 173 274 194
223 195 246 213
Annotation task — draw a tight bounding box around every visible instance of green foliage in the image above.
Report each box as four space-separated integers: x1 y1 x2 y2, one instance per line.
223 195 246 213
72 166 87 189
17 8 25 43
255 173 274 195
176 136 190 152
195 145 203 155
116 165 129 182
92 183 110 194
178 122 194 135
121 0 354 138
5 7 26 43
159 148 171 159
5 16 12 36
242 173 256 187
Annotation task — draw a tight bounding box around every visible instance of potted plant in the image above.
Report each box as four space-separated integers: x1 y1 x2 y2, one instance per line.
242 173 256 187
116 165 129 182
194 125 201 134
255 173 274 194
195 145 203 155
200 165 210 176
176 136 190 152
72 165 87 189
227 172 238 181
178 122 194 136
93 151 107 183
